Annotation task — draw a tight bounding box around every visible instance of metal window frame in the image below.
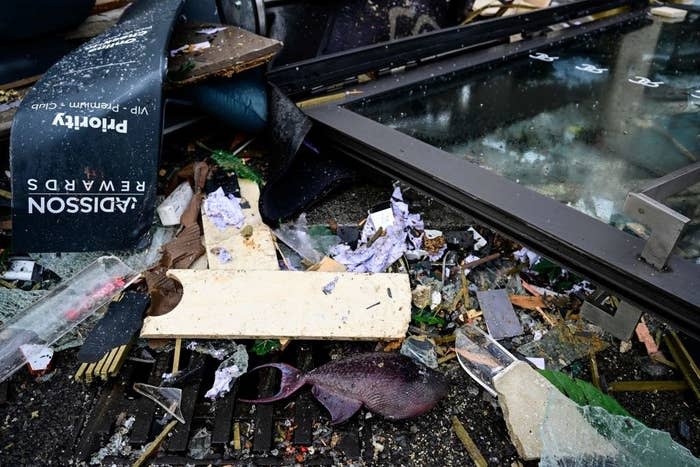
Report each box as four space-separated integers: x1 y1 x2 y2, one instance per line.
267 0 648 98
301 9 700 338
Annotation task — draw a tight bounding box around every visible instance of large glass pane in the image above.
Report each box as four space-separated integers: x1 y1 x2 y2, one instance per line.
349 15 700 259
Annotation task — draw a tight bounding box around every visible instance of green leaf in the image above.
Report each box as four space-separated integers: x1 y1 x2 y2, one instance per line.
540 369 630 417
412 310 445 326
197 142 263 185
251 339 280 356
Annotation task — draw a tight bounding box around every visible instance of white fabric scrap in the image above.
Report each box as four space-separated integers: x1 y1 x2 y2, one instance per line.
331 187 425 272
203 187 245 231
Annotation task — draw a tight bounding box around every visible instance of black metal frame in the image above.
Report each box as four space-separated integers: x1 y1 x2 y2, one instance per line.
268 0 647 98
302 8 700 337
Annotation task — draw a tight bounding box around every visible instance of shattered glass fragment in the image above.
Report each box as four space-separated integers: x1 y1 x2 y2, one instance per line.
454 324 517 396
400 336 438 369
133 383 185 423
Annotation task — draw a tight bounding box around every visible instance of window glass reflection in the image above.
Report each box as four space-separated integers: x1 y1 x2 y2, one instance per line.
350 15 700 259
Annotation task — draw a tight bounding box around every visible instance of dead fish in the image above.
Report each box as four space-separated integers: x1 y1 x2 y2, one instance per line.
239 352 448 424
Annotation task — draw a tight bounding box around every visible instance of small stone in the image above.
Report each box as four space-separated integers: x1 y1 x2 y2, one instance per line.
241 224 254 239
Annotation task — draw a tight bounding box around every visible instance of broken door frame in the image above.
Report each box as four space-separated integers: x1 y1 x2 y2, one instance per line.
267 0 647 98
301 9 700 338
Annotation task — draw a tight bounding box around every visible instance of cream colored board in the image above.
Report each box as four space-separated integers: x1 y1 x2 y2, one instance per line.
202 179 278 270
140 270 411 340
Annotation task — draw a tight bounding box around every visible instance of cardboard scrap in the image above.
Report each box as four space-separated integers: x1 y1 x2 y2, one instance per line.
140 270 411 340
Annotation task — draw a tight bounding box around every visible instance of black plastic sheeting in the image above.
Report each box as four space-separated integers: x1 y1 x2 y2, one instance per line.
10 0 185 252
259 85 357 225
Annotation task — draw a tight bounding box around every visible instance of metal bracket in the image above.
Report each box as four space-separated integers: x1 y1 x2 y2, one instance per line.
581 291 642 341
624 162 700 269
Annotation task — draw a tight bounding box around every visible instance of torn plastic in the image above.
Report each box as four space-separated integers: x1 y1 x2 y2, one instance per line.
454 324 517 397
186 340 240 361
0 256 133 383
540 392 700 466
273 214 341 265
10 0 185 251
133 383 185 424
205 344 248 399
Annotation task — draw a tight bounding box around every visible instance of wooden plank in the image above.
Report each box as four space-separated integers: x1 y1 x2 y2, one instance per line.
165 382 199 452
75 382 123 460
202 179 279 271
131 353 171 444
140 270 411 340
293 345 316 446
252 367 277 453
167 25 282 87
211 382 238 446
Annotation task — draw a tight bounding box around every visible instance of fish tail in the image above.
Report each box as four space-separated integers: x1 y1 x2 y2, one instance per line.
238 363 306 403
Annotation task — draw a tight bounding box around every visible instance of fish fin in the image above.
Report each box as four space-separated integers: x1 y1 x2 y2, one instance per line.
238 363 305 404
312 385 363 425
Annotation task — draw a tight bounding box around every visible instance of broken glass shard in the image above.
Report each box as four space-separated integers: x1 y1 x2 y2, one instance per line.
454 324 517 396
541 391 700 466
133 383 185 424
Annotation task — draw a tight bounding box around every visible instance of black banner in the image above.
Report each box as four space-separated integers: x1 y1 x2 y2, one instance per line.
10 0 185 252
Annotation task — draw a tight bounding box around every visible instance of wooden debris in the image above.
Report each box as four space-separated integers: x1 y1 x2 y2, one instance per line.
608 380 689 392
509 294 546 310
202 179 278 271
133 419 179 467
664 331 700 401
172 338 182 374
451 416 488 467
462 252 500 270
75 345 129 382
140 270 411 340
167 24 282 87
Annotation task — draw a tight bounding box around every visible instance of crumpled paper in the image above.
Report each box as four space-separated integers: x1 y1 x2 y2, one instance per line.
331 187 425 272
205 344 249 399
203 187 245 230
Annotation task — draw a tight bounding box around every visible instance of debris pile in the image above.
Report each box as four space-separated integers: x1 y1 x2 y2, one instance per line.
0 0 698 465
